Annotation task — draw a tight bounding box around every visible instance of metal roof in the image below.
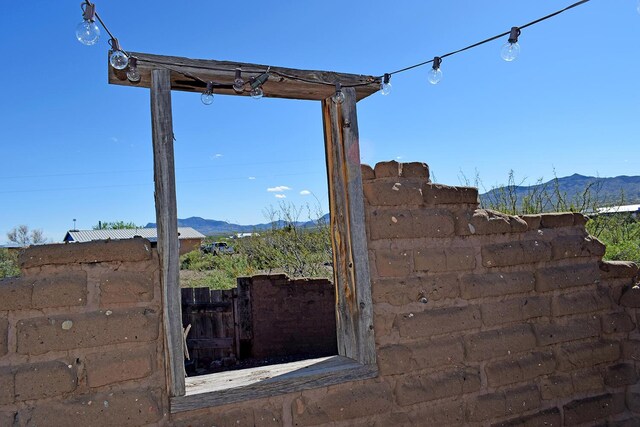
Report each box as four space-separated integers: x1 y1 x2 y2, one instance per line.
63 227 205 243
597 204 640 214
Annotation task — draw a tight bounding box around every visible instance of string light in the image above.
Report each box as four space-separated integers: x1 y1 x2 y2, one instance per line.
250 71 270 99
501 27 521 62
201 82 214 105
332 83 345 104
126 57 141 82
427 57 443 85
233 68 244 93
76 2 100 45
78 0 599 100
380 74 392 95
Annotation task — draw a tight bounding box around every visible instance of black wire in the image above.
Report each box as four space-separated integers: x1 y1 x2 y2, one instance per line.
386 0 591 77
89 0 592 87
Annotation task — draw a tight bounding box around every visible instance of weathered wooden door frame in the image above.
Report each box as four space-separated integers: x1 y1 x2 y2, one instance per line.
111 54 380 398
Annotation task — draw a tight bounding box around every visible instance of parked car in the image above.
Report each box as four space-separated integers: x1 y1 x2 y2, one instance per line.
201 241 234 255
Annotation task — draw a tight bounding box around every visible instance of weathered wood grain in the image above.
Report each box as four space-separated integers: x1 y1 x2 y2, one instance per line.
322 88 376 366
151 68 185 397
109 51 380 101
171 355 377 412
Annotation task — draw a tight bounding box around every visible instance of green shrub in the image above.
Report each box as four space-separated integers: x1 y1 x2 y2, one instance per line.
0 249 20 278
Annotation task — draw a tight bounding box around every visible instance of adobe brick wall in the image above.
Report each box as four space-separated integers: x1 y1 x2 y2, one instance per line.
0 239 167 426
3 160 640 426
242 274 337 359
171 161 640 426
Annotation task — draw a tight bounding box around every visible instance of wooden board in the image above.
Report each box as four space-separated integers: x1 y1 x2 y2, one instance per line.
322 88 376 366
171 355 377 412
150 68 185 397
108 52 380 101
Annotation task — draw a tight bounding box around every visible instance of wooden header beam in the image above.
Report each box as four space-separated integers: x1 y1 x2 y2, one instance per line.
108 52 381 101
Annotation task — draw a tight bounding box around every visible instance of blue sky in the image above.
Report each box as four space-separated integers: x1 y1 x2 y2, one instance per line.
1 1 639 243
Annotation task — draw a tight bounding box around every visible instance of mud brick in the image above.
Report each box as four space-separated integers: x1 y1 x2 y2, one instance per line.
552 235 606 260
373 248 412 278
292 382 393 425
414 247 476 273
363 178 425 206
602 312 636 334
85 345 154 388
14 361 77 401
556 340 620 372
411 209 456 238
485 350 556 387
620 285 640 308
0 317 7 356
564 393 625 425
481 296 551 327
31 272 87 308
622 340 640 360
604 363 638 387
374 160 401 178
0 367 13 405
468 209 528 235
520 215 541 230
16 309 159 355
400 162 430 179
396 367 481 406
600 260 639 279
0 278 32 311
491 407 561 427
572 369 605 393
99 270 154 304
24 389 162 427
552 286 611 316
361 164 375 181
395 305 481 339
535 262 600 292
540 212 578 229
460 271 535 299
371 274 459 306
378 336 464 375
534 315 600 346
423 183 479 205
540 374 573 400
482 240 551 268
465 324 536 361
19 239 152 268
467 385 540 422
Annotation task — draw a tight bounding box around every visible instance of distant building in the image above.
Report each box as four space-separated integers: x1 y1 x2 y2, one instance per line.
596 204 640 217
63 227 205 255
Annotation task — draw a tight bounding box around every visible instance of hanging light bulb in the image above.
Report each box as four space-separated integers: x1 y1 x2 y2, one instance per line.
427 57 443 85
332 82 345 104
76 2 100 45
201 82 214 105
108 38 129 70
501 27 521 62
250 71 270 99
380 73 392 95
233 68 244 93
126 57 141 82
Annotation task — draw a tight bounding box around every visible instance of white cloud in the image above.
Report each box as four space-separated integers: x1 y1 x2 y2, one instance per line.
110 137 119 143
267 186 292 192
211 153 223 160
275 194 287 199
300 190 311 195
248 176 256 180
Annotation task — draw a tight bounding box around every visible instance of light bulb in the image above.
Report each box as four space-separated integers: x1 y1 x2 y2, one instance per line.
110 51 129 70
332 82 345 104
500 42 520 62
76 20 100 45
201 82 214 105
501 27 521 62
108 38 128 70
126 57 141 82
201 92 214 105
380 73 392 95
427 57 443 85
250 87 264 99
233 68 244 93
75 2 100 45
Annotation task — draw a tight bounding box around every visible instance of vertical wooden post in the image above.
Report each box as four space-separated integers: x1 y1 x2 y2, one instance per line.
150 68 185 396
322 88 376 365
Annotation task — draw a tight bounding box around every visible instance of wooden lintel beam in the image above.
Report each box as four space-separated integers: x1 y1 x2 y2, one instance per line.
108 52 381 101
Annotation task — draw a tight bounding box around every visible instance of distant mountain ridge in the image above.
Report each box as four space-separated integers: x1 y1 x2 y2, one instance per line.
479 174 640 211
146 214 330 237
147 174 640 236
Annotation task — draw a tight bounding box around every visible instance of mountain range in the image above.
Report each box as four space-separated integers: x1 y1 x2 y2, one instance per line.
147 174 640 236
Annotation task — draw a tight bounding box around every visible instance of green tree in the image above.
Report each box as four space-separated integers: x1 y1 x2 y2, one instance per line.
93 221 140 230
7 225 47 247
0 248 20 278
